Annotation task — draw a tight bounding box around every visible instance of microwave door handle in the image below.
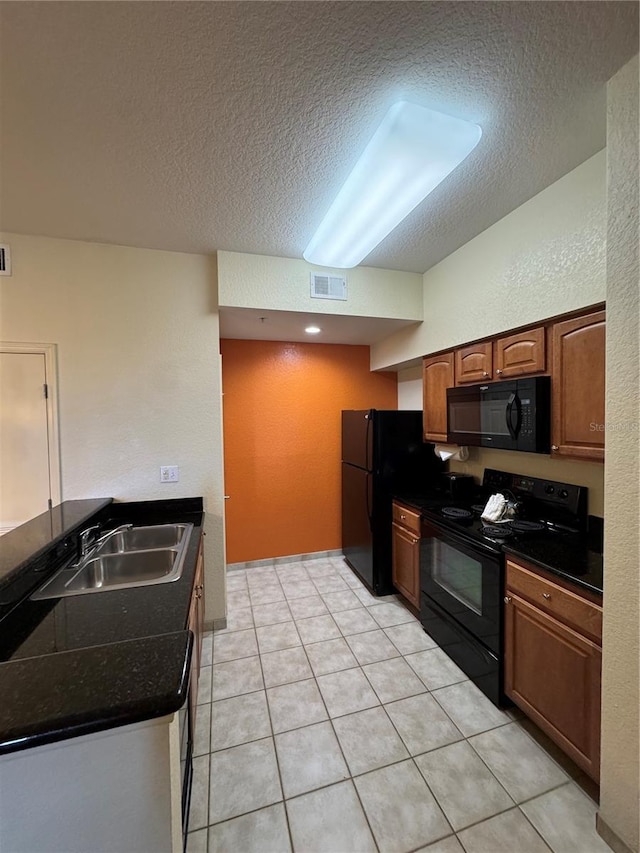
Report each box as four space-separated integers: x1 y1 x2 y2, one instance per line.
505 393 521 439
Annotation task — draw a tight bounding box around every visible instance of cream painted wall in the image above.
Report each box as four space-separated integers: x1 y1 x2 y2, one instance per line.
453 449 605 517
397 366 422 410
599 55 639 853
0 233 226 623
372 151 606 370
218 250 423 320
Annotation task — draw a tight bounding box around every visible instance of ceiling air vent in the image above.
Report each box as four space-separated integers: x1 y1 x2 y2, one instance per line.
310 272 347 301
0 245 11 276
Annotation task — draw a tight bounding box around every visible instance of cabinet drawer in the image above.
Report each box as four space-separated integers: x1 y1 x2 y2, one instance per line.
506 560 602 644
392 503 421 536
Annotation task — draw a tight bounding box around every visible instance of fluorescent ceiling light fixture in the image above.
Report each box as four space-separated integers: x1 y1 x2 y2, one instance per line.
303 101 482 269
305 325 322 334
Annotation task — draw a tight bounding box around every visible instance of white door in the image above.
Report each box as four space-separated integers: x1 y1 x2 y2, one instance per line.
0 351 52 532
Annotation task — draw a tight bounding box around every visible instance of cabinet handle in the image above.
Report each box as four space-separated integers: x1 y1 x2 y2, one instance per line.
542 593 551 600
411 537 419 545
483 371 490 377
400 514 406 520
551 445 559 452
504 596 512 604
496 369 503 375
196 590 203 599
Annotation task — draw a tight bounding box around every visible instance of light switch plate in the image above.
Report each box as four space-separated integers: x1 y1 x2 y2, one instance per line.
160 466 179 483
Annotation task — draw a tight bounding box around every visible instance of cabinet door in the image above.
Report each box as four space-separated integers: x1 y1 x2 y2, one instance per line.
455 342 493 384
194 540 205 662
551 311 605 461
423 353 454 442
188 538 205 712
505 593 601 781
495 327 546 378
391 522 420 608
187 592 200 738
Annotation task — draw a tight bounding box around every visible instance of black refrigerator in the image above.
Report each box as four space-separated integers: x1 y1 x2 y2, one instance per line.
341 409 443 595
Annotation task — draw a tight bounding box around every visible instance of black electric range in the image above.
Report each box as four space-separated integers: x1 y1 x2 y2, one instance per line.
415 468 593 707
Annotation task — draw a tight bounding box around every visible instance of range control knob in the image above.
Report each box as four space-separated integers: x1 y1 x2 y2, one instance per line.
544 485 555 495
559 489 569 499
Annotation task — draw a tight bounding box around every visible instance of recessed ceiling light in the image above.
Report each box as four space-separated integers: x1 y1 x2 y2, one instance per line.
303 101 482 269
305 325 321 335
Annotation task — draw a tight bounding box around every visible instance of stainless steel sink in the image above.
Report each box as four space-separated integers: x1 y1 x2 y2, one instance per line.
66 550 178 591
94 523 190 554
31 522 193 599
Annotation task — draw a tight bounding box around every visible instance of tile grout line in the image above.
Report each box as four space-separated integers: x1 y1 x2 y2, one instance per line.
514 789 573 853
252 631 295 853
241 558 382 851
464 722 571 808
247 565 377 852
293 613 383 853
212 557 578 852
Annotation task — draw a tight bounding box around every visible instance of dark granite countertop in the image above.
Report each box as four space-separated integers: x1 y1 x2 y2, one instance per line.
395 493 603 596
0 497 204 755
0 631 192 753
502 539 603 596
0 498 113 595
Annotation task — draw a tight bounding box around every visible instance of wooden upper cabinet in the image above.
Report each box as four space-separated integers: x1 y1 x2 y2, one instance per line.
551 311 605 462
423 352 454 442
495 327 546 379
455 341 493 384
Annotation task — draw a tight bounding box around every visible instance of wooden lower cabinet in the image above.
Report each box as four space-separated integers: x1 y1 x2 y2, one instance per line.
504 560 602 781
391 503 420 608
188 538 205 724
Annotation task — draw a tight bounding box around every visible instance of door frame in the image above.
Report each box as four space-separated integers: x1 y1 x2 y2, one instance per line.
0 341 62 509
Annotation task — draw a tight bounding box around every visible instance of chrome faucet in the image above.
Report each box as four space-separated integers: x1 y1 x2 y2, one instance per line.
79 523 133 558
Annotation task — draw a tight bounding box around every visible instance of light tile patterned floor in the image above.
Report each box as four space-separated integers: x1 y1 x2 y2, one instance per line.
187 556 610 853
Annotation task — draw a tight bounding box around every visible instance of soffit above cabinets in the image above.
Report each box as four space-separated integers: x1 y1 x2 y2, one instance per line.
219 308 419 347
0 2 637 273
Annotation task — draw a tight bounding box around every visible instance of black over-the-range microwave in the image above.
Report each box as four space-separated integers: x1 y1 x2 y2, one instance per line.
446 376 551 453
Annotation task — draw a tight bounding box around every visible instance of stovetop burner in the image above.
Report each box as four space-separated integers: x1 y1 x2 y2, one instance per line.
442 507 473 519
420 468 589 555
508 519 546 533
480 524 513 539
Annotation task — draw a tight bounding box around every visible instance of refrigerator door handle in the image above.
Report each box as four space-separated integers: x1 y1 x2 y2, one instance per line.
364 412 371 470
365 471 373 531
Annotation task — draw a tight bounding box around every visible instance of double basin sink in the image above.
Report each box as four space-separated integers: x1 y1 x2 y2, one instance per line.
32 523 194 600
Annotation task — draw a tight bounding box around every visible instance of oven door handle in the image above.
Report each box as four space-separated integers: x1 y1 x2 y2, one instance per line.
421 517 502 561
505 393 521 440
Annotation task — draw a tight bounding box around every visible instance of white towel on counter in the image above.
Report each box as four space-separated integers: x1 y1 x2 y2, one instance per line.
481 493 507 523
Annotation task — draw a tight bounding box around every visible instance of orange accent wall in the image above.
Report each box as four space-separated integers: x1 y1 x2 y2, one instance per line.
221 339 398 563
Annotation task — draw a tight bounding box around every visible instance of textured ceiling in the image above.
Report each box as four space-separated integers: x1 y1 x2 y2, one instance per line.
0 2 637 274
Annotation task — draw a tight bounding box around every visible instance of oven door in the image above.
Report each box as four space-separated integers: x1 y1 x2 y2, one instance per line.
420 519 502 654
